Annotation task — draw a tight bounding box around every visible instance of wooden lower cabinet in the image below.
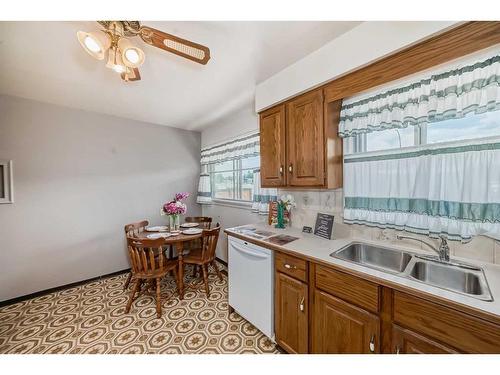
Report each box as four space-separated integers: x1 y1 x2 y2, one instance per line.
391 325 459 354
272 255 500 354
312 289 380 353
275 272 308 353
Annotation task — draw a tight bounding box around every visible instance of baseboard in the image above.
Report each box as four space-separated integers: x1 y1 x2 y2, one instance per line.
1 258 229 308
215 257 227 267
0 268 130 308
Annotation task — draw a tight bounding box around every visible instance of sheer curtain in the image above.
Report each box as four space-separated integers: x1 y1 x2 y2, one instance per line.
344 138 500 241
251 169 277 215
340 48 500 241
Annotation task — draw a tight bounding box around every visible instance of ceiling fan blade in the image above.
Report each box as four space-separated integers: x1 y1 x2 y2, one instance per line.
139 26 210 65
121 67 141 82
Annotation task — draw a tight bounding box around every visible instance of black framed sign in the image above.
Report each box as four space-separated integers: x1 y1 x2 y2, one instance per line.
314 213 334 240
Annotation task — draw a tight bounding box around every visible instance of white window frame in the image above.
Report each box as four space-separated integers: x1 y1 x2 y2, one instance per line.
0 159 14 204
209 156 257 207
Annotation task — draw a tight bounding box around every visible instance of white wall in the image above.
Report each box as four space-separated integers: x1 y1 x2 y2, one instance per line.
255 21 458 111
0 95 201 301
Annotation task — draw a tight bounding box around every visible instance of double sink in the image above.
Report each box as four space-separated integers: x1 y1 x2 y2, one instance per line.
330 242 493 301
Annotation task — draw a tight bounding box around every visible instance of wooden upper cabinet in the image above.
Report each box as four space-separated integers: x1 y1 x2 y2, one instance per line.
275 272 308 354
286 89 325 186
312 290 380 354
391 325 459 354
259 105 286 187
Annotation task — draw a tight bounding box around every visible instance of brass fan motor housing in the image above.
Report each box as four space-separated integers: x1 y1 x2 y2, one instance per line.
97 21 142 37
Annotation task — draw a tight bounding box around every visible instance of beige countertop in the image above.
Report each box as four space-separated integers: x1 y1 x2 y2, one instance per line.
225 223 500 322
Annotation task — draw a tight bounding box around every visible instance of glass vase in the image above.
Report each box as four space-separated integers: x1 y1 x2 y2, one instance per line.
169 214 180 232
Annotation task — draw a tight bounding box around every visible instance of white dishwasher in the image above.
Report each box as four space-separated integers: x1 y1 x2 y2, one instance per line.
228 236 274 340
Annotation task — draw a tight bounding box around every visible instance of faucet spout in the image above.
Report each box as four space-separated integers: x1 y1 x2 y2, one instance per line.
396 234 450 262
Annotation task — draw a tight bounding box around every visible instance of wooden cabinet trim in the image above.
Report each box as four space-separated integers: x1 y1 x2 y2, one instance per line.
315 264 380 314
275 251 308 282
392 324 460 354
393 291 500 353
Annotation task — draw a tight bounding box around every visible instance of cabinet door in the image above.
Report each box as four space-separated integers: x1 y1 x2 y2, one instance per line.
275 272 308 353
259 105 286 187
286 89 324 186
391 325 459 354
312 290 380 354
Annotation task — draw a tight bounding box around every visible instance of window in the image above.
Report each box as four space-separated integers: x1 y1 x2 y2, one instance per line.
345 110 500 154
210 155 259 202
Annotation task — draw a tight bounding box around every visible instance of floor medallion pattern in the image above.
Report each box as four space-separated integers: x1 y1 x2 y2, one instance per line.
0 265 280 354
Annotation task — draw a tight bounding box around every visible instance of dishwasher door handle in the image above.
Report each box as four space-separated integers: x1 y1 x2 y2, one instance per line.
231 243 269 259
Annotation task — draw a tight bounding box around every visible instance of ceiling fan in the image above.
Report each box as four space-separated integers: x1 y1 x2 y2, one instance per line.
77 21 211 82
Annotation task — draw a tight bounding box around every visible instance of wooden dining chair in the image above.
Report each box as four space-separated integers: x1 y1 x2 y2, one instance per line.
181 225 222 297
184 216 213 276
185 216 212 229
123 220 149 290
125 236 179 318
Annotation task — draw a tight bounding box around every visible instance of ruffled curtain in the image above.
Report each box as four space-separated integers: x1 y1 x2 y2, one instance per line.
339 53 500 138
196 164 212 205
251 169 278 215
200 133 259 164
343 138 500 242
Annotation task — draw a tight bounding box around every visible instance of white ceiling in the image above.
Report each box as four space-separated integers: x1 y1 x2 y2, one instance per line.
0 21 361 131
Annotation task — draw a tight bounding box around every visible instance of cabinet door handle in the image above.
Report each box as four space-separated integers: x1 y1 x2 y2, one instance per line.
369 335 375 353
395 346 400 354
299 296 305 312
284 263 297 270
279 165 283 175
288 164 293 174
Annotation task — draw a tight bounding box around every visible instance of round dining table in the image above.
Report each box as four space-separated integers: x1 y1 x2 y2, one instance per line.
135 230 202 299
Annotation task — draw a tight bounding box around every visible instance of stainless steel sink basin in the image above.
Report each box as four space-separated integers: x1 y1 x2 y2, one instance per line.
331 243 413 274
330 242 493 302
408 258 493 301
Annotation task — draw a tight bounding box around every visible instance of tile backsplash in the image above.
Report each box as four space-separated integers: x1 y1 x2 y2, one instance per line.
279 188 500 265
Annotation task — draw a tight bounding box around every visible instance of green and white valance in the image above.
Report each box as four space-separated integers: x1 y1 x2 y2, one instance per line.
200 133 259 165
339 50 500 138
343 137 500 241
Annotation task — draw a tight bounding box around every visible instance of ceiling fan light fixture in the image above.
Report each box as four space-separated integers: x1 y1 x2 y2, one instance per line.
77 31 110 60
118 38 145 68
106 46 127 74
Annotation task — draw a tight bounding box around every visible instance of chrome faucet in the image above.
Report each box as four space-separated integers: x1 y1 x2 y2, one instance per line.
396 234 450 262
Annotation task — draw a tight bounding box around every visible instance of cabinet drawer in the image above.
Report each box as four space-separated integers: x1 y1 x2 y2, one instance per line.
315 265 379 313
275 251 308 282
393 291 500 353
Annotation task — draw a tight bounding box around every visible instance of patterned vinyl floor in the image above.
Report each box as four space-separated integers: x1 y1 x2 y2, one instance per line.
0 265 280 354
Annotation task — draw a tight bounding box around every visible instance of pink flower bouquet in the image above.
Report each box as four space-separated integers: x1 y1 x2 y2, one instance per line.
161 192 189 216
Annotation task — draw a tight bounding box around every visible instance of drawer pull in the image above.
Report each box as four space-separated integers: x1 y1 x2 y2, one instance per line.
299 296 305 312
369 335 375 353
284 263 297 270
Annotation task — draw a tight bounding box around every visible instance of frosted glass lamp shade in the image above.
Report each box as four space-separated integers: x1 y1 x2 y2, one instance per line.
77 31 111 60
118 38 145 68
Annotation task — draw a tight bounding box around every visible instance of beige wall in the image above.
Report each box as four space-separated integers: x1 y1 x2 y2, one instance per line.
0 95 201 301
